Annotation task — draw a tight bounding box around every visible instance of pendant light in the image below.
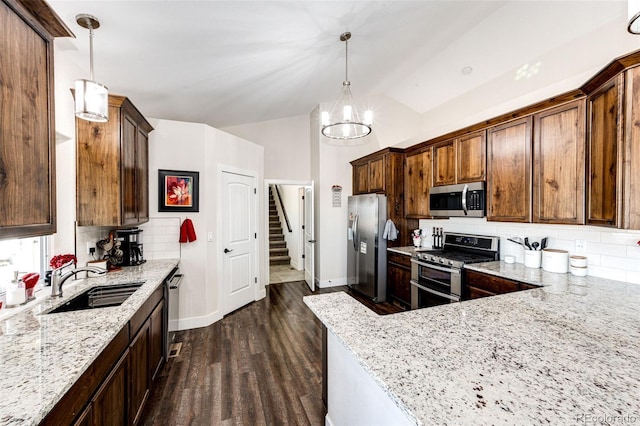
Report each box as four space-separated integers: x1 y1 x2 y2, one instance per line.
321 32 372 142
629 0 640 34
74 14 108 122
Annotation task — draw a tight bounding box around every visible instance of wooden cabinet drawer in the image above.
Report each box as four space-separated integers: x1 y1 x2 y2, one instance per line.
464 269 539 300
388 252 412 268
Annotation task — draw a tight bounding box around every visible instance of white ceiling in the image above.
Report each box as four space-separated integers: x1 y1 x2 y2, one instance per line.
49 0 636 130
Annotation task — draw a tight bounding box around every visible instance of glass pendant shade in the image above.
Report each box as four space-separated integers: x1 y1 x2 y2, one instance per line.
74 14 108 122
75 79 108 122
321 81 372 140
629 0 640 34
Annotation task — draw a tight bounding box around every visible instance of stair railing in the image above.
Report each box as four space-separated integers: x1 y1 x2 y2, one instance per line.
273 185 293 233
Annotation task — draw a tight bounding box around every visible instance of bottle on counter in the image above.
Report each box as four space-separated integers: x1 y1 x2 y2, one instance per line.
6 271 26 307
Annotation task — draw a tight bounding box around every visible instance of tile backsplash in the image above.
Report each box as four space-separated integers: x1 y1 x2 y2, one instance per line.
74 217 181 268
417 218 640 285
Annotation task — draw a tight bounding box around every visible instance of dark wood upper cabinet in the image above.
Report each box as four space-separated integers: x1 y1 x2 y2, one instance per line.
586 75 623 227
352 154 389 195
487 117 533 223
533 100 586 224
433 131 486 187
350 148 405 245
76 94 153 227
0 0 72 240
404 148 432 218
457 131 486 183
624 66 640 229
432 140 456 186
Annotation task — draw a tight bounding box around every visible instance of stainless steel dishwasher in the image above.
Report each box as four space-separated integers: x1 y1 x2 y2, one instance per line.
164 266 183 358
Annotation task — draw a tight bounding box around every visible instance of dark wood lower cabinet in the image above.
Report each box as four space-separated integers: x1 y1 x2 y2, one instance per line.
149 300 165 381
464 269 539 300
44 285 166 426
130 322 151 425
90 350 129 426
387 252 412 307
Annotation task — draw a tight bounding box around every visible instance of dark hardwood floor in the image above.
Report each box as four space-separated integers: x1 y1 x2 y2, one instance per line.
140 281 404 425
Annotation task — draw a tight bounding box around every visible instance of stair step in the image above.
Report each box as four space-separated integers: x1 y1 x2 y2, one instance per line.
270 255 291 266
270 247 289 256
270 240 286 248
269 234 285 241
269 227 282 233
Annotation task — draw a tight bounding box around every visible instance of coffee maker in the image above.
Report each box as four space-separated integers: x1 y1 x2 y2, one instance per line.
116 228 145 266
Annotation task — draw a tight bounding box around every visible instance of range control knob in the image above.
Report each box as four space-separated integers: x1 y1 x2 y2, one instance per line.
439 259 444 264
448 260 454 266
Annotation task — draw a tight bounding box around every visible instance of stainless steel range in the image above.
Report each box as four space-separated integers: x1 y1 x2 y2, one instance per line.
410 232 499 309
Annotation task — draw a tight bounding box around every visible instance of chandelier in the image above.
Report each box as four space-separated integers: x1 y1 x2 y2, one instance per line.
321 32 372 141
74 14 109 122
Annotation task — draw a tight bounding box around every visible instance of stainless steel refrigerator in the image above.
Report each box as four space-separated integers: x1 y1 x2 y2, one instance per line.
347 194 387 302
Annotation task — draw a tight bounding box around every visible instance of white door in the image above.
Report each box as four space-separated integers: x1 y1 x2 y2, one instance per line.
303 186 315 291
222 171 256 315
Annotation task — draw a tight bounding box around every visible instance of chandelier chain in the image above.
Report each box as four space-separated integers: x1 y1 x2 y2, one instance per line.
344 37 349 83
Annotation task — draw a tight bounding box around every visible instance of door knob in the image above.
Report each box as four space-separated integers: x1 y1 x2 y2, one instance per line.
224 248 233 253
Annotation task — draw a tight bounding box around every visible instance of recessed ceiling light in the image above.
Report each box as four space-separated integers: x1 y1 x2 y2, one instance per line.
462 66 473 76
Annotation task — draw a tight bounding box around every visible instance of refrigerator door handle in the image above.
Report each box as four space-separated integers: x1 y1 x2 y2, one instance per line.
352 213 359 251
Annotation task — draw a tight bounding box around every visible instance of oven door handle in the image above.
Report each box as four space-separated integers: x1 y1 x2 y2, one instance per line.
168 273 183 289
410 259 459 274
410 280 460 302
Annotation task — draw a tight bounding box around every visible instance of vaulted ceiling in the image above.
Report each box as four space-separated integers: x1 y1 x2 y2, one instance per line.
49 1 636 130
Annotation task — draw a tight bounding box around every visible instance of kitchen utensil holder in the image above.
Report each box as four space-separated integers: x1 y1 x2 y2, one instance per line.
524 250 542 268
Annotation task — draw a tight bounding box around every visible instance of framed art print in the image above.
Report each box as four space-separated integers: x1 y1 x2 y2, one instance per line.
158 169 200 212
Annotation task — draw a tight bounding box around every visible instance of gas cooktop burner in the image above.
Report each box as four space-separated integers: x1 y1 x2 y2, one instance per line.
413 232 500 269
415 250 494 266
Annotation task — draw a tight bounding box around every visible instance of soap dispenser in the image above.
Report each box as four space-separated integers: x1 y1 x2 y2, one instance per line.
6 271 26 307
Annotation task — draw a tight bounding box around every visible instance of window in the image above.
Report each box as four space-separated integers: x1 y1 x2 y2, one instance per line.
0 237 46 284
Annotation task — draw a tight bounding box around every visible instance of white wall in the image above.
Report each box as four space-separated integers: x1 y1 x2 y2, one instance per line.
222 114 311 181
149 119 265 329
418 218 640 285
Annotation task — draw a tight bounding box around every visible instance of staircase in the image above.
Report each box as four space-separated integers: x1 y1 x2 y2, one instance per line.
269 187 291 266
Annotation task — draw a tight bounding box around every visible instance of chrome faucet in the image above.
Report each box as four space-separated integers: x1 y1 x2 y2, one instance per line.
50 260 107 297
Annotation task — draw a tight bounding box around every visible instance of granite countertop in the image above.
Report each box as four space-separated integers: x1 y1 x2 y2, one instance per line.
0 259 179 425
304 261 640 425
387 246 419 256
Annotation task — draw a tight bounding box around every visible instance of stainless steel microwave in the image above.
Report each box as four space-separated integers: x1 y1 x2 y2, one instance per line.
429 182 485 218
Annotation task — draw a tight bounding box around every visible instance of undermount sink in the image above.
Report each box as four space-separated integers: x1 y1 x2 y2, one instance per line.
46 282 145 314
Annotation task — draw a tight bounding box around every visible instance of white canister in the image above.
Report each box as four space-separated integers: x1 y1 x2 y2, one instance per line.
570 255 588 268
523 250 542 268
570 265 588 276
542 249 569 273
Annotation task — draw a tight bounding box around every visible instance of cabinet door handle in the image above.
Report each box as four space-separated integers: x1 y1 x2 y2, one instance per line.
224 248 233 253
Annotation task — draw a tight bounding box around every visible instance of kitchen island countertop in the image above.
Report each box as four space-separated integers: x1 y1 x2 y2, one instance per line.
304 261 640 425
0 259 179 425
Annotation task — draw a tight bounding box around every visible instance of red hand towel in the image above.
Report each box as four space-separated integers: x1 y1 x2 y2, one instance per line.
179 220 188 243
179 218 197 243
186 218 197 242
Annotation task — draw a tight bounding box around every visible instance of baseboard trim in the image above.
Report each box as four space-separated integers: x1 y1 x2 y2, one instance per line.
318 277 347 288
169 310 223 331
